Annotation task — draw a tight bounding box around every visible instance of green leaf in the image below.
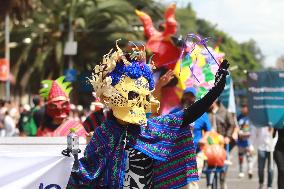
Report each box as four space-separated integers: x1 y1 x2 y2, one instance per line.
207 137 214 145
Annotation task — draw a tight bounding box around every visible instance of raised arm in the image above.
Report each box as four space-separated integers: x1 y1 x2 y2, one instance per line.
182 60 230 127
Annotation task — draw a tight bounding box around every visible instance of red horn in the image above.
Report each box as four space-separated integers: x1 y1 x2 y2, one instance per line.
163 3 177 36
135 9 158 38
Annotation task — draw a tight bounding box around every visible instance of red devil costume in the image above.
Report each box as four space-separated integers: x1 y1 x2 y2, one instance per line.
136 3 180 70
136 3 185 114
36 76 86 137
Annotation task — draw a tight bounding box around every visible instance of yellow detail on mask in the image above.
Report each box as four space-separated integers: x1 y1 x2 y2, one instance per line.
110 76 152 125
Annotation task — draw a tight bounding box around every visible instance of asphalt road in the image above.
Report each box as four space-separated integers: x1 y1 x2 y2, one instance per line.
199 147 278 189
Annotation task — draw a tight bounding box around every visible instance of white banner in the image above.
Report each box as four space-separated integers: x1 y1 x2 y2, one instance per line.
0 152 74 189
228 77 236 113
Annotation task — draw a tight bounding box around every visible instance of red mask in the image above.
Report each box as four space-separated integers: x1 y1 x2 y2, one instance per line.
45 80 71 122
136 3 180 69
46 99 70 121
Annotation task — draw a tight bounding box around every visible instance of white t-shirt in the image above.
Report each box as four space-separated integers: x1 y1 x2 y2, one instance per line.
4 115 17 137
250 126 276 152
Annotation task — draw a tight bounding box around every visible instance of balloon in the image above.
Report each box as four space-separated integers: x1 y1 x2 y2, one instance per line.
201 131 226 167
204 145 227 167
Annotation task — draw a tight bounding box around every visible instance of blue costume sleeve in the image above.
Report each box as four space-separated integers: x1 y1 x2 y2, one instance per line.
150 111 199 188
68 126 108 188
203 113 212 131
130 110 186 161
146 110 185 141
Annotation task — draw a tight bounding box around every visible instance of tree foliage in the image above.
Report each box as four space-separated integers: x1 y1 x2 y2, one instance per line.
0 1 263 97
0 0 162 94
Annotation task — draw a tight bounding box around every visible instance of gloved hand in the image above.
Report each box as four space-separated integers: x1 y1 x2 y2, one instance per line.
214 59 230 86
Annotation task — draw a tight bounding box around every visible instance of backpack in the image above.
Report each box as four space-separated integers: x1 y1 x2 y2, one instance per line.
23 108 38 136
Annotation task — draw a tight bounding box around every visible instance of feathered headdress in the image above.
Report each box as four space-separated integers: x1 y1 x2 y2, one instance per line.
90 40 155 101
40 76 72 102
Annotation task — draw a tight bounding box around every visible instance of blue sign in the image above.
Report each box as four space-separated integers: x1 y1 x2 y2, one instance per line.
247 71 284 129
219 76 231 108
64 69 77 82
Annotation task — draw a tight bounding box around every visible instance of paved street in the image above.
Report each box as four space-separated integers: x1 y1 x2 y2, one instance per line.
199 148 278 189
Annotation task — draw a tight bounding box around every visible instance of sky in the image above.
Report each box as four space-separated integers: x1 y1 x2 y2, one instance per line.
163 0 284 67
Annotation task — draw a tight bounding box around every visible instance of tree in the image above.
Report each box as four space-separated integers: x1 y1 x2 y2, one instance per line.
0 0 162 95
276 55 284 69
1 0 263 100
0 0 33 20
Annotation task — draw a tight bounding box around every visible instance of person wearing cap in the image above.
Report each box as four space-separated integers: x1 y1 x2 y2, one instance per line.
170 87 212 182
171 87 212 150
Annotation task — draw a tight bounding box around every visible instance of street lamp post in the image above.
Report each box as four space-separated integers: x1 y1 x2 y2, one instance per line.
5 13 10 101
67 23 75 70
64 0 77 70
63 0 78 103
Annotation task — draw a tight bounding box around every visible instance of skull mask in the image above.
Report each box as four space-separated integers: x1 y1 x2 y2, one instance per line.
108 76 152 125
90 41 159 126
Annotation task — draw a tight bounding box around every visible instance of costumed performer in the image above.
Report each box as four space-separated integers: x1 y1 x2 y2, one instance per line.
37 76 86 137
67 41 229 188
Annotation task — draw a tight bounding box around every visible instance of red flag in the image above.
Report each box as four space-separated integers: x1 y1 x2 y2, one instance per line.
0 58 9 81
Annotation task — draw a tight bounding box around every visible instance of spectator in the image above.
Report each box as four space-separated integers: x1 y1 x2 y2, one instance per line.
32 95 44 129
207 100 237 189
237 104 253 179
20 96 42 136
76 105 84 122
3 110 18 136
251 126 274 189
17 104 31 136
0 99 6 136
273 128 284 189
207 100 237 150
